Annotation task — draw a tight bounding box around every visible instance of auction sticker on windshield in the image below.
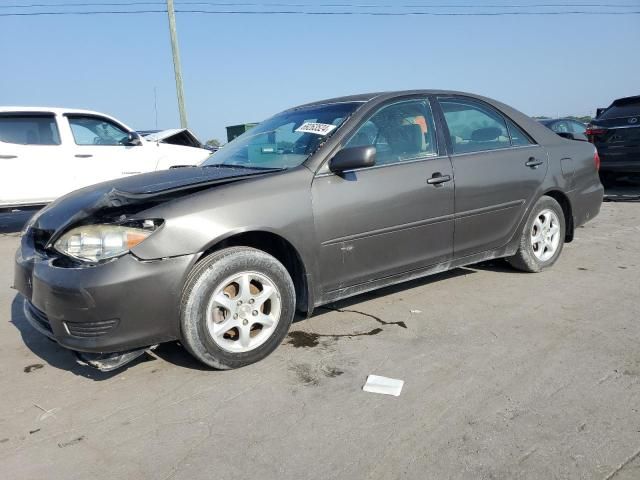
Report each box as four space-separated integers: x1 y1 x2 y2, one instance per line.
295 122 337 136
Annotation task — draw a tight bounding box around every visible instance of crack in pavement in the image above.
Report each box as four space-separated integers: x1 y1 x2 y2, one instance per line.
320 305 408 329
603 445 640 480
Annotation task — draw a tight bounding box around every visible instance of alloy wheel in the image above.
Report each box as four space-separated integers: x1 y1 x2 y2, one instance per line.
530 209 561 262
206 271 282 353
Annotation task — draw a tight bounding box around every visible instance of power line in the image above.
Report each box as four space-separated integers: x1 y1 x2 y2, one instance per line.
1 9 639 16
3 1 640 7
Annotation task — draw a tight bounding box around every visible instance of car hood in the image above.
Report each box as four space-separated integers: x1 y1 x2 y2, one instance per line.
28 166 281 237
142 128 203 148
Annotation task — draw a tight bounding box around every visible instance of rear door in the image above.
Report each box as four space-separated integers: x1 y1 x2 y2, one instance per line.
64 114 158 189
435 96 547 259
312 98 454 292
0 112 67 206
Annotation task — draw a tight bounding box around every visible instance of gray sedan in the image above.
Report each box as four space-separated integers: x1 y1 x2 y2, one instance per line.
15 90 604 370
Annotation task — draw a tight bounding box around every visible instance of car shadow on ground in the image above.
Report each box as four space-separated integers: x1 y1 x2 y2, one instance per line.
309 267 476 319
9 268 481 378
603 183 640 202
9 294 156 381
602 173 640 202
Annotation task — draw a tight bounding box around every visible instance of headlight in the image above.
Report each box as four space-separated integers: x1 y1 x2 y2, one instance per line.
53 220 160 262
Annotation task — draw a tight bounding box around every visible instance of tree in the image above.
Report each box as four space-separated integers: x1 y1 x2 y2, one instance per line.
206 138 221 148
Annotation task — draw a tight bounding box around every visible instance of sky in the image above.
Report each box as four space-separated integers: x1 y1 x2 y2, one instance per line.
0 1 638 143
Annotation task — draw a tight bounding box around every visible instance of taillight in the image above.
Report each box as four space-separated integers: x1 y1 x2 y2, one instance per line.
594 150 600 171
585 125 607 136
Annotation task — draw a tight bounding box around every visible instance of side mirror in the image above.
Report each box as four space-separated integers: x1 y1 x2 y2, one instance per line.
329 146 376 173
125 131 143 146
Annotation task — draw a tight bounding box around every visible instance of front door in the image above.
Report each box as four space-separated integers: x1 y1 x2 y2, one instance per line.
436 96 548 258
312 99 455 293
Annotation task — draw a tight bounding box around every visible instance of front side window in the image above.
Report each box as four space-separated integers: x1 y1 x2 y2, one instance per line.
68 116 129 145
0 114 60 145
439 98 510 154
202 102 362 169
344 100 438 166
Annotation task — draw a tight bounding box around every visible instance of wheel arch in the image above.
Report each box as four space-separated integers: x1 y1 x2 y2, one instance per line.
542 189 574 242
199 230 312 315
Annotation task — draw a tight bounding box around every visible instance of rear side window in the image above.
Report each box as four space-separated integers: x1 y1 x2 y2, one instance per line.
439 98 510 154
67 115 129 145
345 100 438 166
570 121 586 134
0 114 61 145
506 119 533 146
599 98 640 119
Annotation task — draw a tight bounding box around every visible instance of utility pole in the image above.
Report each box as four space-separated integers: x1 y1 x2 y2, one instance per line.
167 0 188 128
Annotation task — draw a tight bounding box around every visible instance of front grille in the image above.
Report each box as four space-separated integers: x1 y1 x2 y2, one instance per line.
25 301 53 335
65 319 119 338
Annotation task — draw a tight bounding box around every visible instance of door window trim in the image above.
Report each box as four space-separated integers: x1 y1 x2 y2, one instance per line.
315 97 442 176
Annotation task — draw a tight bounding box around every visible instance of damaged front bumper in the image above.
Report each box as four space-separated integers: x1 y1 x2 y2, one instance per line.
14 237 198 368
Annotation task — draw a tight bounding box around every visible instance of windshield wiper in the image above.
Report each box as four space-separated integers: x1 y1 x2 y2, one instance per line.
202 164 285 171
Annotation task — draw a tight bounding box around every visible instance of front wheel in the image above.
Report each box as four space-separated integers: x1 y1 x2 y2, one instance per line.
180 247 296 369
507 196 566 273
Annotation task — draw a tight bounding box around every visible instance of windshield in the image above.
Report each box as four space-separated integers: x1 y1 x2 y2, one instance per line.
202 102 362 169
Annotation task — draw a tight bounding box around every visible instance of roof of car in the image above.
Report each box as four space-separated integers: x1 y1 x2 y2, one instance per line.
538 118 584 123
610 95 640 105
0 106 108 116
291 90 481 110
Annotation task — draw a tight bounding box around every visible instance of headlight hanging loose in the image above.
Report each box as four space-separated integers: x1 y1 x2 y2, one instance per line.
53 221 159 262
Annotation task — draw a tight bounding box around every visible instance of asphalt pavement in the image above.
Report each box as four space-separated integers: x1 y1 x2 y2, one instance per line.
0 189 638 479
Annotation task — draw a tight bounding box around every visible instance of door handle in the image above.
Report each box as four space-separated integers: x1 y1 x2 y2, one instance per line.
525 157 544 168
0 155 17 159
75 154 93 158
427 172 452 185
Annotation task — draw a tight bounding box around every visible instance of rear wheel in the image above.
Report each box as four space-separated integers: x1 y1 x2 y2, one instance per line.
180 247 296 369
507 196 565 273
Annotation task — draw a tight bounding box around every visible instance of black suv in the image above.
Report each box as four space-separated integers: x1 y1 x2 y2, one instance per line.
587 95 640 178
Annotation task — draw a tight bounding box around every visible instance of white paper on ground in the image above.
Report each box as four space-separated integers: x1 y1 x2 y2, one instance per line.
362 375 404 396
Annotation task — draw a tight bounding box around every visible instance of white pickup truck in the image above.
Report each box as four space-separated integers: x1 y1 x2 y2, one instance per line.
0 107 212 208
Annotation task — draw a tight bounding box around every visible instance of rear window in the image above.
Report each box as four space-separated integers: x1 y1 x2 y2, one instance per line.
0 114 61 145
599 98 640 120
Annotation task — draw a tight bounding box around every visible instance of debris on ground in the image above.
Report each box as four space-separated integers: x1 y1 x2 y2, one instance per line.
363 375 404 397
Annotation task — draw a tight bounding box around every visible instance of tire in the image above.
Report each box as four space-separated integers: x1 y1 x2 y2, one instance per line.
180 247 296 369
507 196 566 273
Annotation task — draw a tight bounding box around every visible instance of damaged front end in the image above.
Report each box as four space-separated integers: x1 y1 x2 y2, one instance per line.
16 166 279 371
74 348 155 372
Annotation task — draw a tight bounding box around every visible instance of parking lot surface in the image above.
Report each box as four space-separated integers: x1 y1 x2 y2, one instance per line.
1 193 639 479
